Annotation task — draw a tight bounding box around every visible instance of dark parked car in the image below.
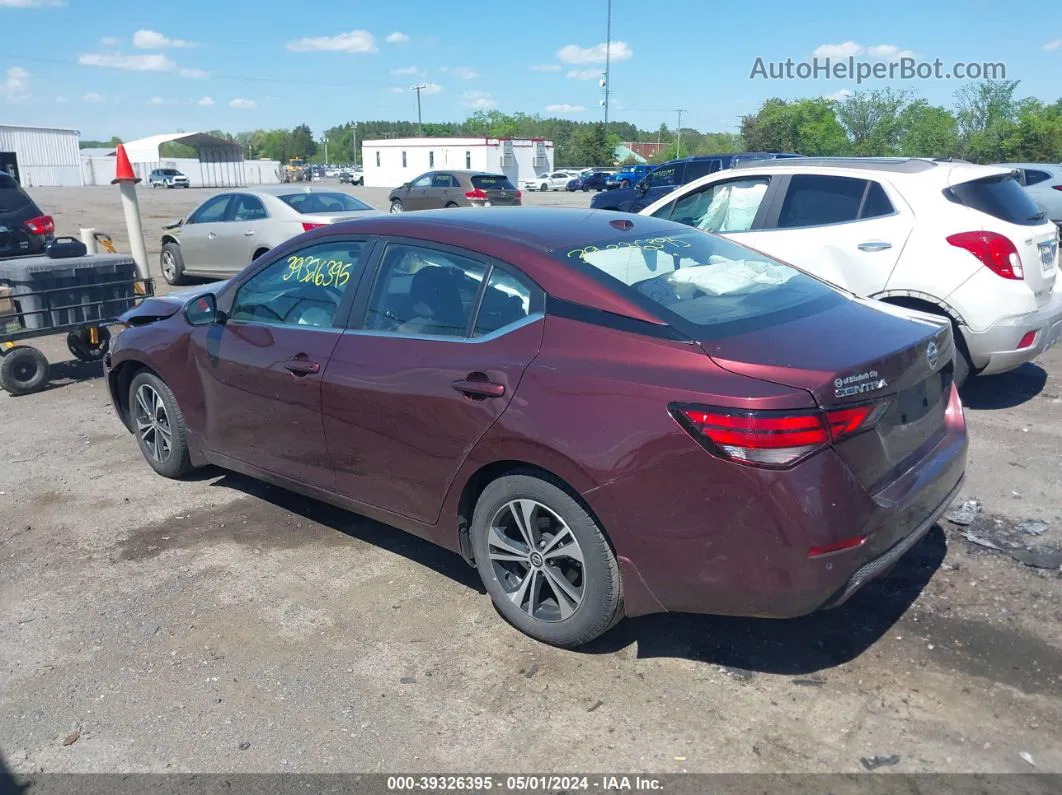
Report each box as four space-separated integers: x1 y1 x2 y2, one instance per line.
0 173 54 259
104 208 967 647
605 164 653 190
388 171 521 213
566 171 613 192
592 153 801 214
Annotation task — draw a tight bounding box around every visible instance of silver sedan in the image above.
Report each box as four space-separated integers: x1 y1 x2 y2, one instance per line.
158 186 379 285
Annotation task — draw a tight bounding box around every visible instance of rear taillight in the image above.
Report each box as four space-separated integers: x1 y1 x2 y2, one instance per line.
671 402 887 468
514 190 522 200
947 231 1023 280
23 215 54 236
465 189 488 200
301 222 325 231
1052 185 1062 191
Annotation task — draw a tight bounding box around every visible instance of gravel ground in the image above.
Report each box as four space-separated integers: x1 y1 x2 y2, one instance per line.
1 183 1061 775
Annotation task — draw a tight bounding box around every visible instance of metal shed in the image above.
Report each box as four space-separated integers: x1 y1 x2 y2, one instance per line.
120 132 248 188
0 125 83 187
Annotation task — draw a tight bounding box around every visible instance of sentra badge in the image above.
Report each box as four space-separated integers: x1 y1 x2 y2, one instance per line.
834 370 888 398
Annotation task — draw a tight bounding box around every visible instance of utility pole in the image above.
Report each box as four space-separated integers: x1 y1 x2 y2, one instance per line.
602 0 612 129
675 108 687 157
411 84 427 136
323 135 329 165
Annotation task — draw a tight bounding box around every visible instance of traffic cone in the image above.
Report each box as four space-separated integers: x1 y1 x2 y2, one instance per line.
111 143 141 185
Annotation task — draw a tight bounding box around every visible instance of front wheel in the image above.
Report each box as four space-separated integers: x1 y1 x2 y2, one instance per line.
129 371 193 479
582 185 590 192
471 473 623 647
389 200 404 214
540 183 548 192
160 242 187 286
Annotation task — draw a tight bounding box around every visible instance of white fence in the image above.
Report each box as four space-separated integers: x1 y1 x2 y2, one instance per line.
81 157 281 188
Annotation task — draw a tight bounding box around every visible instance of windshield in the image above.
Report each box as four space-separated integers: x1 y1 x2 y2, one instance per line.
279 192 372 214
557 230 841 334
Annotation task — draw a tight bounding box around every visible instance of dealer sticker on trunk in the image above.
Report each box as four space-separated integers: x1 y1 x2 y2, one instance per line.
835 370 889 398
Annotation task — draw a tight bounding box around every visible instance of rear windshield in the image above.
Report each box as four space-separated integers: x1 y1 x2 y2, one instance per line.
945 174 1046 226
556 230 841 335
0 174 31 212
279 192 372 214
471 175 515 191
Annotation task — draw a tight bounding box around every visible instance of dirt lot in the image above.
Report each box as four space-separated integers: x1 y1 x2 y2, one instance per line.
1 184 1061 775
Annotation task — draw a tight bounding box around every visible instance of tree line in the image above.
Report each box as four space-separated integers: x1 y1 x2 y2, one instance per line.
80 80 1061 168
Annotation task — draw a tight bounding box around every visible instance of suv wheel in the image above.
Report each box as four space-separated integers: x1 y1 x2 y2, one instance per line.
160 242 187 286
471 473 623 647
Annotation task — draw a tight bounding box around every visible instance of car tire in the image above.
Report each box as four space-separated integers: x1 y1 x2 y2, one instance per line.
445 202 459 208
0 346 50 396
540 183 548 192
471 473 623 647
160 242 187 286
66 327 111 363
389 200 404 214
582 185 590 192
128 371 193 479
952 325 975 388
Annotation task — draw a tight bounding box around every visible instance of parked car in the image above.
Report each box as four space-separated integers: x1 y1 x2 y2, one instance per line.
148 168 190 189
388 171 521 213
604 164 653 190
566 171 614 192
106 207 967 647
521 171 574 192
641 157 1062 385
0 173 54 259
594 153 801 214
340 169 364 186
998 163 1062 228
158 187 378 285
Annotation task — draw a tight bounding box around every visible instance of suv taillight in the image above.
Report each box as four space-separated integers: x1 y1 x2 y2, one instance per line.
23 215 54 236
465 188 488 200
670 402 887 468
947 231 1023 280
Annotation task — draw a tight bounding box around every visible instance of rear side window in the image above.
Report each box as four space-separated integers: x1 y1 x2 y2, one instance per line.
778 175 867 228
646 165 681 188
860 182 894 219
945 174 1045 226
471 175 515 190
1023 169 1051 186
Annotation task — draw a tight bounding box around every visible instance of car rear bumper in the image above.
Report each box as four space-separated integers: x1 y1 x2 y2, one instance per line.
589 385 968 619
962 287 1062 375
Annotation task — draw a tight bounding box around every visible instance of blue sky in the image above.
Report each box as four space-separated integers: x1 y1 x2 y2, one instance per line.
1 0 1060 141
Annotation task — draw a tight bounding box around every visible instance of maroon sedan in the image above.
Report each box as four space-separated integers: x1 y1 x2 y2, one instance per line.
104 208 967 647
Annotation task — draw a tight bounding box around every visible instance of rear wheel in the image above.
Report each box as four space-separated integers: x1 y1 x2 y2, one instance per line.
471 473 623 647
582 185 590 192
389 199 404 214
0 346 49 396
129 371 193 479
540 183 548 192
160 242 187 286
444 202 459 208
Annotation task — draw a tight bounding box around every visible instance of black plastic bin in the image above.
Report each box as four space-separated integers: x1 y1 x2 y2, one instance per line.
0 254 138 331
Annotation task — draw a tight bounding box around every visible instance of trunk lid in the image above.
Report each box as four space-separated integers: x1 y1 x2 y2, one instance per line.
300 210 382 225
703 298 953 490
470 175 520 207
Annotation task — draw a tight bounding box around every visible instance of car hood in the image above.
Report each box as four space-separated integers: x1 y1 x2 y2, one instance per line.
119 280 229 324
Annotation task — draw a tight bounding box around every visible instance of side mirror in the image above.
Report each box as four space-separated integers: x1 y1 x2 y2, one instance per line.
185 293 223 326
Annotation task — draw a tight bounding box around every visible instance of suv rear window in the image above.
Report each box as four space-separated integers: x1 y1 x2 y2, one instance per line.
556 230 841 336
944 174 1046 226
471 175 515 190
0 174 31 212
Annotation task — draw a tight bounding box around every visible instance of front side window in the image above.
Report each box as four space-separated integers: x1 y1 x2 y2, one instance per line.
187 195 232 224
662 177 771 234
230 194 268 221
365 244 488 337
229 240 365 329
411 173 433 188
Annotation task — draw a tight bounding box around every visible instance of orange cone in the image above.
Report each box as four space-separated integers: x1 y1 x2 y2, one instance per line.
111 143 141 184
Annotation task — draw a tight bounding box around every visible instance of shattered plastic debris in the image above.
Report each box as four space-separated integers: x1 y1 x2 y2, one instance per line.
945 499 982 526
860 755 900 771
1016 519 1049 536
1019 751 1036 767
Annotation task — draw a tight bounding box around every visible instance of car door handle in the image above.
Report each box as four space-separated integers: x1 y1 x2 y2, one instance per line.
243 230 255 237
284 358 321 376
857 241 892 252
451 377 505 398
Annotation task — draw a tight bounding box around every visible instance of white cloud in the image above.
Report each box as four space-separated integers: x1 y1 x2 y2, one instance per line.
0 0 63 7
147 96 165 105
197 96 215 106
229 98 256 109
824 89 853 102
530 64 562 72
55 95 68 103
390 65 422 76
79 52 176 72
443 66 478 79
866 43 917 60
462 90 495 109
390 87 405 94
1044 38 1062 51
286 30 377 54
546 103 585 113
566 69 601 80
556 41 632 64
82 91 104 103
0 66 29 103
813 41 917 60
100 36 121 46
179 67 208 78
133 29 196 49
385 31 409 44
812 41 864 59
419 82 442 95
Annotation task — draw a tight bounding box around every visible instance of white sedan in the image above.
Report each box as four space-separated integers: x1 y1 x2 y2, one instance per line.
521 172 574 192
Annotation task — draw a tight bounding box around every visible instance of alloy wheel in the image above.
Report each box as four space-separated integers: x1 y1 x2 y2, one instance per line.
134 384 172 464
161 250 176 281
390 201 403 213
487 499 585 622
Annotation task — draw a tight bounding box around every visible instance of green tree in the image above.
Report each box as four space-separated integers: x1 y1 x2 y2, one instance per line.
954 80 1020 162
287 123 318 161
742 98 848 155
571 123 613 166
835 89 915 156
897 101 960 157
1002 98 1062 162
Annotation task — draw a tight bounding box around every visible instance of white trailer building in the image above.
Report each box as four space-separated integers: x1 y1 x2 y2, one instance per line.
361 137 554 188
0 125 83 187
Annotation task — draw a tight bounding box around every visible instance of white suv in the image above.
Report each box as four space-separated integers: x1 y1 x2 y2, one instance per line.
640 157 1062 384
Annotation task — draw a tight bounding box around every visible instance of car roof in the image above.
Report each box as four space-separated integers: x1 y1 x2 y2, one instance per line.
996 162 1062 170
245 185 358 196
732 156 942 174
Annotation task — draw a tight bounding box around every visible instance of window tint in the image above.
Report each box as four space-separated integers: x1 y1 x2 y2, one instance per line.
231 194 268 221
1023 169 1051 186
0 174 30 211
683 159 721 181
470 175 515 190
230 240 365 328
432 173 455 188
474 269 534 336
411 173 433 188
278 192 371 214
646 164 681 188
667 177 770 233
860 181 894 219
778 175 867 228
187 195 232 224
557 230 839 336
945 174 1046 226
366 244 488 337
